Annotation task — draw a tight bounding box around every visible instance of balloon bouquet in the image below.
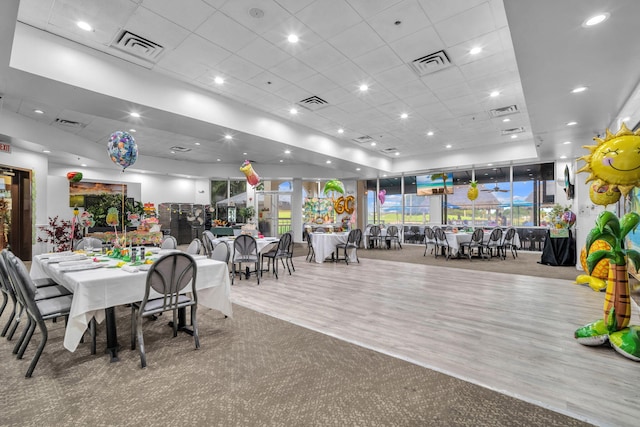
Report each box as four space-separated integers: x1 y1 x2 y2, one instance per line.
575 123 640 361
106 131 138 247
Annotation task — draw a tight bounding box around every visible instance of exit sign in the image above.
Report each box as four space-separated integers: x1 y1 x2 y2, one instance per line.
0 143 10 153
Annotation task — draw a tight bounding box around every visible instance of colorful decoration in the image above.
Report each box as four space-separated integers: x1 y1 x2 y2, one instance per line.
240 160 260 187
378 189 386 205
80 211 95 229
561 210 576 227
106 207 119 227
589 180 621 206
578 123 640 197
575 239 612 292
334 195 355 215
467 181 478 201
67 171 83 182
575 211 640 361
323 180 345 198
107 131 138 171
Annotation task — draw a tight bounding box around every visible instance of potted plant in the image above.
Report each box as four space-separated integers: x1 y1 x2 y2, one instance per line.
238 206 255 223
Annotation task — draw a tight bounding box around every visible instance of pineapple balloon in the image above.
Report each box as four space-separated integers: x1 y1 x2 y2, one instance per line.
467 181 478 201
106 207 119 227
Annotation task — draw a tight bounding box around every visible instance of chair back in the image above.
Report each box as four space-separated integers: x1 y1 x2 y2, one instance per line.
434 227 448 243
306 232 313 248
424 227 436 242
74 237 103 251
161 236 177 249
276 232 292 256
315 227 326 233
369 225 381 237
348 228 362 246
2 251 40 322
201 231 216 257
144 252 197 310
186 238 202 255
503 227 516 243
488 228 503 243
0 251 17 301
386 225 399 238
470 228 484 243
234 235 258 259
210 242 230 263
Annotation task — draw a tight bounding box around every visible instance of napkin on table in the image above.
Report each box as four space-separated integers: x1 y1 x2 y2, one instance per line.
121 265 140 273
58 259 94 267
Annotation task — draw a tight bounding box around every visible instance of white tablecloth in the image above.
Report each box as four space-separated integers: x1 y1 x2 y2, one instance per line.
30 254 232 352
310 232 357 263
212 237 279 261
445 231 521 256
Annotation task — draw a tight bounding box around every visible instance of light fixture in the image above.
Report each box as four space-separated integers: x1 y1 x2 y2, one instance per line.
395 152 400 156
400 113 408 119
214 76 224 85
503 118 511 122
195 142 201 146
289 108 298 115
216 158 221 162
470 47 482 55
42 149 51 153
129 129 137 133
511 134 518 139
130 112 141 118
81 163 87 167
571 86 587 93
287 34 299 43
370 142 376 146
338 128 344 134
359 84 368 92
445 144 452 148
326 160 332 164
560 155 567 159
566 121 577 126
487 163 493 166
622 116 631 122
563 141 572 145
170 150 176 154
427 131 434 136
242 152 247 155
583 13 609 27
284 149 291 154
33 109 44 114
279 159 284 162
356 168 361 171
76 21 93 31
490 91 500 97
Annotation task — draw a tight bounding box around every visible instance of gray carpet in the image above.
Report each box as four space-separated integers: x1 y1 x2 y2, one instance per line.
1 302 593 426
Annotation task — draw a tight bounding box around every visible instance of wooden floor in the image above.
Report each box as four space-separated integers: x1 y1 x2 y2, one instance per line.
230 255 640 427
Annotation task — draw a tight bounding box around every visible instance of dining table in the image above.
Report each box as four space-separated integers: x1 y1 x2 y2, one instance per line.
30 249 232 361
444 229 522 258
310 232 358 263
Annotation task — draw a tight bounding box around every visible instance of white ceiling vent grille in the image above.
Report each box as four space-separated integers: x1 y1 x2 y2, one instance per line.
380 148 398 154
409 50 452 76
113 30 164 61
352 135 376 145
52 118 86 129
489 105 519 118
501 127 525 135
170 146 192 152
297 95 329 111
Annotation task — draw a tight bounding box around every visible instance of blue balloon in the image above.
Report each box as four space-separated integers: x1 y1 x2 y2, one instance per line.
107 131 138 170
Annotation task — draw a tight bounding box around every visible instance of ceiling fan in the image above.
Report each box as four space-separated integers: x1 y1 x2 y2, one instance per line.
481 184 509 193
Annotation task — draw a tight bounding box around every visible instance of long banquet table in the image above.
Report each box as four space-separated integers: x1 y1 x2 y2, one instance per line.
30 251 232 355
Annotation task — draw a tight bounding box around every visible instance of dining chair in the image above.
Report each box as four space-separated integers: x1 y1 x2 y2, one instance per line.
201 231 215 258
368 225 381 249
482 228 503 259
500 227 519 259
335 228 362 264
73 237 104 251
210 241 230 264
285 232 296 273
2 250 76 377
261 233 291 279
232 235 260 285
130 252 199 369
459 228 485 261
160 235 178 249
186 238 202 255
305 232 315 262
423 227 436 256
385 225 402 249
433 227 451 260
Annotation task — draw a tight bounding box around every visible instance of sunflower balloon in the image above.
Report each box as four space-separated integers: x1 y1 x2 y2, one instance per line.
578 123 640 196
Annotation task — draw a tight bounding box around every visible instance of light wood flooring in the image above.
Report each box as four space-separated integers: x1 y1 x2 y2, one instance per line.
230 255 640 427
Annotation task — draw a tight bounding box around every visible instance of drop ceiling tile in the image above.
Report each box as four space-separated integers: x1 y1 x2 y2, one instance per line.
246 71 291 93
223 81 272 105
202 0 227 8
195 11 257 52
142 0 215 30
489 0 508 29
431 82 474 101
402 90 439 108
155 50 210 80
352 45 404 76
272 84 309 103
322 62 369 88
416 0 485 24
273 0 316 14
373 64 419 89
296 73 339 94
236 37 290 69
172 34 233 69
219 0 291 35
360 87 398 107
216 55 264 81
295 42 348 73
125 6 191 50
269 57 317 83
333 98 370 114
260 16 323 52
321 86 353 105
421 66 466 91
387 26 444 63
252 93 291 112
367 0 432 44
434 3 496 47
329 22 386 59
446 30 502 66
295 0 362 39
387 80 433 101
314 105 349 123
346 0 404 19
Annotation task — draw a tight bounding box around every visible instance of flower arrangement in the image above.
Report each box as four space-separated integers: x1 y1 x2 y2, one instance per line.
213 219 227 227
547 204 576 229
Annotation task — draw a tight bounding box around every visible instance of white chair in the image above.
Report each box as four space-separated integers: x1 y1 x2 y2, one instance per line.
210 242 230 264
160 236 177 249
186 238 202 255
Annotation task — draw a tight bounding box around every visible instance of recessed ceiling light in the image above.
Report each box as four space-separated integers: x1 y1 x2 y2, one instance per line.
445 144 452 148
224 134 232 140
490 91 500 97
583 13 609 27
511 134 518 139
370 142 376 146
338 128 344 134
217 158 221 162
76 21 93 31
622 116 631 122
571 86 587 93
214 76 224 85
356 168 361 171
287 34 299 43
566 121 577 126
395 152 400 156
400 113 408 119
487 163 493 166
170 150 175 154
359 84 368 92
563 141 572 145
81 163 87 167
243 152 247 155
560 155 567 159
470 47 482 55
427 131 434 136
130 112 141 118
382 174 387 177
326 160 332 164
129 129 136 133
502 118 510 122
284 150 291 154
42 149 51 153
195 142 201 146
33 109 44 114
289 108 298 115
279 159 284 162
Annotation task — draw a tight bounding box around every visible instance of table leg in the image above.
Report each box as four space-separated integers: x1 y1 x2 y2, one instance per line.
168 307 194 336
105 307 120 362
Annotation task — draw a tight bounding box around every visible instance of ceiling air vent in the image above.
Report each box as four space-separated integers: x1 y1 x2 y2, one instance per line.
113 30 164 61
380 148 399 155
409 50 452 76
170 146 192 152
297 95 329 111
489 105 519 118
501 127 525 135
352 135 376 144
52 118 86 129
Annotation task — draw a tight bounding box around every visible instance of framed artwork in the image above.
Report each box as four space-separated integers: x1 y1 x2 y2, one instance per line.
69 181 127 207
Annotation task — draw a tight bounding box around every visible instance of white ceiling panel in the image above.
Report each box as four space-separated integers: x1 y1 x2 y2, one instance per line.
195 11 257 52
218 0 291 35
328 21 386 59
434 3 497 47
366 0 432 43
295 0 362 39
142 0 214 30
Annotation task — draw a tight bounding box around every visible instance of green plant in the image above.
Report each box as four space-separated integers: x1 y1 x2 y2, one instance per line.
238 206 255 222
37 216 82 252
85 194 144 227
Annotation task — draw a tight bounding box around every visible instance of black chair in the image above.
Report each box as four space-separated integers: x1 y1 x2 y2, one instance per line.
130 252 199 368
261 233 292 279
482 228 503 259
305 232 315 262
201 231 216 258
385 225 402 249
335 229 362 264
433 227 451 259
500 227 518 259
232 235 260 285
423 227 436 256
367 225 381 248
459 228 485 260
